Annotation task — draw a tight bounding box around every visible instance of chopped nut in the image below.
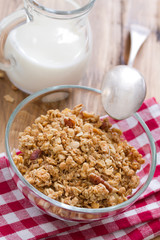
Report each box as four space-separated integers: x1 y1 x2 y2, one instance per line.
88 173 113 192
100 119 112 131
30 149 41 160
64 118 75 128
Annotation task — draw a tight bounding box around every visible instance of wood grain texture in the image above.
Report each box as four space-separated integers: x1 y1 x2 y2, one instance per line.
0 1 160 238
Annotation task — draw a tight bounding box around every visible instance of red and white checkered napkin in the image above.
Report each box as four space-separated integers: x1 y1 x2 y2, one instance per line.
0 97 160 240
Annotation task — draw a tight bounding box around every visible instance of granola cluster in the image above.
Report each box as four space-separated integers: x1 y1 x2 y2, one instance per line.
13 104 145 208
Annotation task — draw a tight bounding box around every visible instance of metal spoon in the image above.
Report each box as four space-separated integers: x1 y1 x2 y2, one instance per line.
101 24 150 120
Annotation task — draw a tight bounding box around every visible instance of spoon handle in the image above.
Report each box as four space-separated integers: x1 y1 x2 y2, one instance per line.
128 24 150 67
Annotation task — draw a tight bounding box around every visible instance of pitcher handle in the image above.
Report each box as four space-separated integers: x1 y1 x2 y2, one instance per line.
0 8 27 71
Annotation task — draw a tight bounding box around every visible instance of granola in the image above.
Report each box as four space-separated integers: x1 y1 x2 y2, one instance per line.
13 104 145 208
4 94 15 103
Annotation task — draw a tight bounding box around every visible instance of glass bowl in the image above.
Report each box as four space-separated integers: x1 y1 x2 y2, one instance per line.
5 85 157 222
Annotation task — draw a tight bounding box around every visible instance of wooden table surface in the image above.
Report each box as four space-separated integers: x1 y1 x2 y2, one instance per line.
0 0 160 239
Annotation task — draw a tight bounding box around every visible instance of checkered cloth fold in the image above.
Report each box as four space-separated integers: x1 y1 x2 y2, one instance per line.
0 97 160 240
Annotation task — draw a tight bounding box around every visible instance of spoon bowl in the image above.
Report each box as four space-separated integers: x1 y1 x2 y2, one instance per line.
101 24 150 120
101 65 146 120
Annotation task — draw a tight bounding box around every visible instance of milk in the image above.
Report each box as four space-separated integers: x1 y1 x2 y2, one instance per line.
4 17 91 94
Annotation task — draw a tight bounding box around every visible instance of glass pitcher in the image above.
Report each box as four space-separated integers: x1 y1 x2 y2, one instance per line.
0 0 95 94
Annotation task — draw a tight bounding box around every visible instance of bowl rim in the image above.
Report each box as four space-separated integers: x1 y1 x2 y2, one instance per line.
5 85 157 214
